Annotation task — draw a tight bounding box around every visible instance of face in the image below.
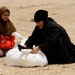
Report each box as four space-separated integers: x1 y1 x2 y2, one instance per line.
2 11 10 21
35 21 44 29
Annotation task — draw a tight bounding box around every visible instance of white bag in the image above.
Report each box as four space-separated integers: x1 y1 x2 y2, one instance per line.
5 38 48 67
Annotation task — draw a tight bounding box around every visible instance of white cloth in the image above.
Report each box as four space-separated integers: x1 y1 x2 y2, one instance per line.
12 32 24 39
5 38 48 67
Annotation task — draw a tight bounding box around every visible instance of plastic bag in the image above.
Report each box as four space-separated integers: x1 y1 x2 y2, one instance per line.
5 38 48 67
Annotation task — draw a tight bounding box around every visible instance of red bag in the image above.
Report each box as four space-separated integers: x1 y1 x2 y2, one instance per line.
0 35 15 50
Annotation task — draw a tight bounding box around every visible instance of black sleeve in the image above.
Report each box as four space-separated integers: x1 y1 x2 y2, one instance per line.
25 27 37 48
25 36 34 48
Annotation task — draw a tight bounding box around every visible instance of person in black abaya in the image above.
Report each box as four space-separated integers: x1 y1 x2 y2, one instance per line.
22 10 75 64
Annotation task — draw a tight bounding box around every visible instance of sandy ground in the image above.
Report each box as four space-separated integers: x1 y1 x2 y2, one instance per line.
0 0 75 75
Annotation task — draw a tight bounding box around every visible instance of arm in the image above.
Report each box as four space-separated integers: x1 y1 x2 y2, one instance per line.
24 27 37 48
31 26 60 54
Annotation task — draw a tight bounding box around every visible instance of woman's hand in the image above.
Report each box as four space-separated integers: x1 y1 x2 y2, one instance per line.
23 45 27 48
31 46 40 54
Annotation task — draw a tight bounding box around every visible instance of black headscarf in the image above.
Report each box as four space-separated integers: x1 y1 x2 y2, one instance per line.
34 10 48 22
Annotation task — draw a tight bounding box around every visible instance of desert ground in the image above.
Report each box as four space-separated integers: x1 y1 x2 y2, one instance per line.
0 0 75 75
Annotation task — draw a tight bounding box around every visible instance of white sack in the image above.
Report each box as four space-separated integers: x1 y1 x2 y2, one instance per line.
5 38 48 67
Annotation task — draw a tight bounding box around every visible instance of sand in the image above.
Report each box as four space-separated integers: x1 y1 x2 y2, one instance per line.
0 0 75 75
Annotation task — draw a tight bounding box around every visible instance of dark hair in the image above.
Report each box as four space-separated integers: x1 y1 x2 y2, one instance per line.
5 10 10 13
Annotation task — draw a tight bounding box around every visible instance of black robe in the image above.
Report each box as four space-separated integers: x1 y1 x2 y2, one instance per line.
25 18 75 64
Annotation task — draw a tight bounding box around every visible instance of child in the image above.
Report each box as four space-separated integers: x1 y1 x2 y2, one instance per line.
0 6 24 57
